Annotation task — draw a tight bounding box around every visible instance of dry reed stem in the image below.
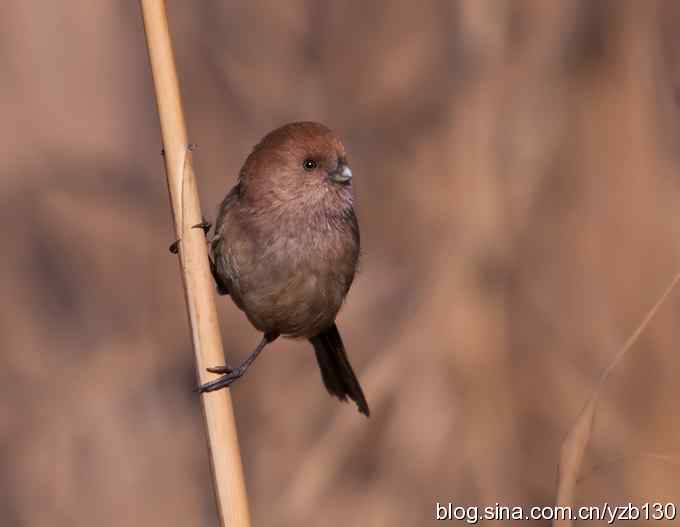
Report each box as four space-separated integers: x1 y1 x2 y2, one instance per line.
554 272 680 526
139 2 250 526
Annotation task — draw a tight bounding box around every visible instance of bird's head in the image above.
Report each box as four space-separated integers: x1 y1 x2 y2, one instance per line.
239 122 354 209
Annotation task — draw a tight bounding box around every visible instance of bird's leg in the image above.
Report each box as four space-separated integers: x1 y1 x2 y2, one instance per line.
196 332 279 393
168 219 212 254
169 218 228 295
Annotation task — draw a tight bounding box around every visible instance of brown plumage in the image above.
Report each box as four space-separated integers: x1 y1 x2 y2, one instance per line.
197 122 369 417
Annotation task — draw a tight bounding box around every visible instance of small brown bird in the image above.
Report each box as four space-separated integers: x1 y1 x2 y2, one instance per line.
198 122 369 416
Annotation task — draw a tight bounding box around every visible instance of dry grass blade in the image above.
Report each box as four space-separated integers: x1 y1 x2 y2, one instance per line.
553 272 680 526
598 272 680 385
554 397 597 526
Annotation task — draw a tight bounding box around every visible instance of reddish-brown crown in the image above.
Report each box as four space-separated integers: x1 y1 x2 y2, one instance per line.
238 122 351 208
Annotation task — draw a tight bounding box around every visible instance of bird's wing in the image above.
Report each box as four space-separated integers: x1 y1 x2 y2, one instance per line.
208 182 241 296
208 252 230 295
343 206 360 294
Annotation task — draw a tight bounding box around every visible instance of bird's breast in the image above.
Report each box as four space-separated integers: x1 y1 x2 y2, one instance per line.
224 211 358 337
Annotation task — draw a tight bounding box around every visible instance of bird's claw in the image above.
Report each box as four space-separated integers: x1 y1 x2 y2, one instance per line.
206 365 233 374
195 367 244 393
162 143 196 156
192 220 212 235
169 219 212 254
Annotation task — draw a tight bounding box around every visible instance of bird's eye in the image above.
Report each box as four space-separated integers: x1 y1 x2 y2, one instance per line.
303 158 318 171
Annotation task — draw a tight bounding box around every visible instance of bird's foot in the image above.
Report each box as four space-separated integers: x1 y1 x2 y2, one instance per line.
193 220 212 236
169 239 180 254
168 219 212 254
206 365 233 375
195 365 244 393
195 332 278 393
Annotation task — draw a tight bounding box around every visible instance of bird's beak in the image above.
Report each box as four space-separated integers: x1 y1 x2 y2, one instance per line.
329 163 352 184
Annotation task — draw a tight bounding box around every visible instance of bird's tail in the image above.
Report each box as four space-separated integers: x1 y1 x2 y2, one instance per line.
310 324 369 417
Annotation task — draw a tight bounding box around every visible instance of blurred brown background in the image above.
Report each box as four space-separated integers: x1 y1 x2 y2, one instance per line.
3 1 680 525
